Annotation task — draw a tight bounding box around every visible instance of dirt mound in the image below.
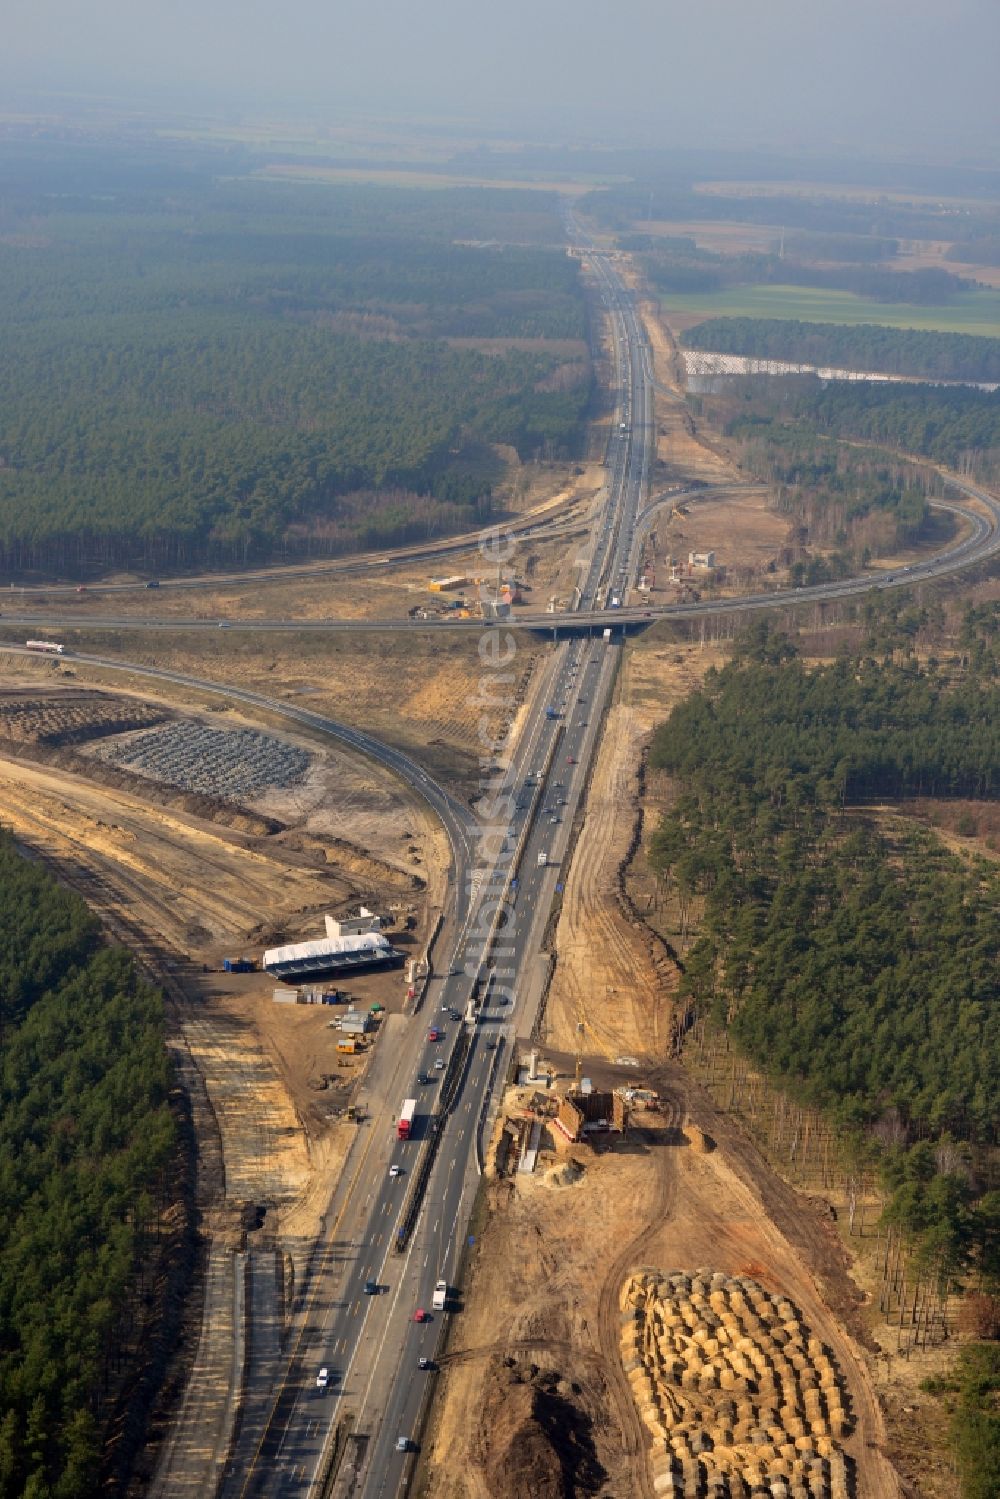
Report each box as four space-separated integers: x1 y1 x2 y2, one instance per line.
544 1158 585 1189
0 690 169 745
474 1356 606 1499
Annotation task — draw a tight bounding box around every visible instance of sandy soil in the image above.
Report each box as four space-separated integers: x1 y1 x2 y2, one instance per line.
648 486 790 598
541 638 725 1063
541 699 672 1062
4 631 545 794
423 568 900 1499
0 675 444 1235
425 1088 895 1499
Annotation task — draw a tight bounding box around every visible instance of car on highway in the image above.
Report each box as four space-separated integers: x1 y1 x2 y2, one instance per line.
549 815 559 825
389 1164 403 1178
567 755 577 764
449 1009 461 1021
364 1280 379 1295
434 1057 445 1069
418 1356 434 1370
396 1436 411 1452
413 1307 429 1323
417 1072 430 1084
316 1366 330 1389
427 1028 442 1041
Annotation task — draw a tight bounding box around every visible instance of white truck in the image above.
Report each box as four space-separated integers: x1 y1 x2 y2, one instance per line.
431 1280 448 1311
536 849 547 868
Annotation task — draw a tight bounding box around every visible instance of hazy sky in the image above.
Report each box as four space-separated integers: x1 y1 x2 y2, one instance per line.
4 0 998 157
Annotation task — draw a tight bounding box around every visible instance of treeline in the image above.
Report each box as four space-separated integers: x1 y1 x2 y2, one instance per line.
948 236 1000 268
699 406 937 562
925 1344 1000 1499
682 317 1000 383
643 246 967 305
0 154 589 575
0 228 585 342
772 381 1000 478
582 179 1000 246
0 322 589 572
648 637 1000 1145
0 832 176 1497
700 377 1000 488
0 136 568 247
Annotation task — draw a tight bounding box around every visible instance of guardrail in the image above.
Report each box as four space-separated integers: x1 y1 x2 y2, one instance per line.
392 1025 474 1254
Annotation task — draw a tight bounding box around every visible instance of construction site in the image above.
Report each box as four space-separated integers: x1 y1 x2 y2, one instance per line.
0 253 982 1499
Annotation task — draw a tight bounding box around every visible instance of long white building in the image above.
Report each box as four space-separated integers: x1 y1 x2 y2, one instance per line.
262 929 399 980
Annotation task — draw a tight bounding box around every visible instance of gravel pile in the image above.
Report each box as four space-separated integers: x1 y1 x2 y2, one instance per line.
93 721 311 803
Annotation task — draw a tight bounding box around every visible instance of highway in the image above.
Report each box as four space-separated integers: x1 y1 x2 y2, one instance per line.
3 472 998 644
16 215 1000 1498
198 223 658 1499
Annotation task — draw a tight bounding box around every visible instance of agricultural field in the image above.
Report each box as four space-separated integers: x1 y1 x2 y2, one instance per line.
659 283 1000 337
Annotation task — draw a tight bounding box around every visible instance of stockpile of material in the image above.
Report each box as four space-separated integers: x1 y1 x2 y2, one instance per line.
620 1268 852 1498
93 721 310 802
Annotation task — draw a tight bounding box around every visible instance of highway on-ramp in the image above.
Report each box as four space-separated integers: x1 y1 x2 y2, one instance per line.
209 227 658 1499
13 219 999 1499
3 470 998 643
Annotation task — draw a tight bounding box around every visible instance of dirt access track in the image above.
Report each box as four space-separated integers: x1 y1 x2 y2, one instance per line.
422 640 898 1495
419 315 900 1496
0 666 448 1239
424 1076 895 1499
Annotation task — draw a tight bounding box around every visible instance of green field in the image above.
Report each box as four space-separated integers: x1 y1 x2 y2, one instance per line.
663 283 1000 337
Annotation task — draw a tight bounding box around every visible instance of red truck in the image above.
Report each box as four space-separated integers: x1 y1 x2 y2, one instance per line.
397 1099 417 1140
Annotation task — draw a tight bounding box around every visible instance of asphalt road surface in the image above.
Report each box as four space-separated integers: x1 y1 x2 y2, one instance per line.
15 214 999 1499
4 467 998 642
208 226 657 1499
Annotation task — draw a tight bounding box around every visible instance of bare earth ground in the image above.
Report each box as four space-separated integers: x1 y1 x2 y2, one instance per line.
423 627 899 1499
541 643 724 1062
10 458 603 622
420 313 909 1496
0 665 449 1232
425 1096 895 1499
5 629 545 795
